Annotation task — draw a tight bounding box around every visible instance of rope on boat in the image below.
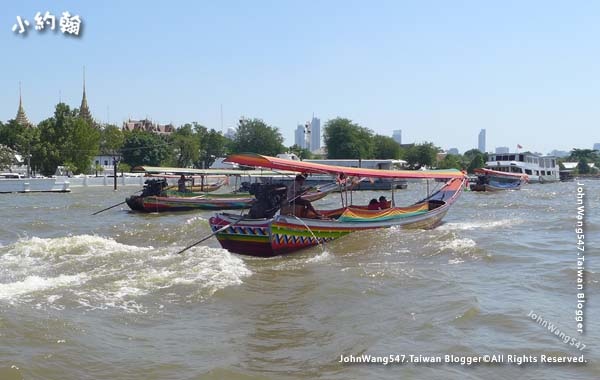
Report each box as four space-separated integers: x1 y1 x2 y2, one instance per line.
291 216 325 254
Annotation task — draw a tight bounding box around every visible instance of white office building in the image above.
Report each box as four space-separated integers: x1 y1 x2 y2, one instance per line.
478 129 486 152
310 117 321 152
294 124 306 149
392 130 402 144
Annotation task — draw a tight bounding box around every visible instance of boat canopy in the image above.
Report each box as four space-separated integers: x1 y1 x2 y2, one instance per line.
474 168 529 179
131 166 298 177
225 153 467 180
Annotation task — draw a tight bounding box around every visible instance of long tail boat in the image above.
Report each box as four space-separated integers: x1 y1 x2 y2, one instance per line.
470 168 528 192
208 153 468 257
125 178 341 213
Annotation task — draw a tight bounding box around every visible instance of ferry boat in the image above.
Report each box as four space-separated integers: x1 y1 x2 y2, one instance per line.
484 152 559 183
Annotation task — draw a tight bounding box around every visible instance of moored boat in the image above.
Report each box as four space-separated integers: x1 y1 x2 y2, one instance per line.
207 153 467 257
485 152 559 183
470 168 528 191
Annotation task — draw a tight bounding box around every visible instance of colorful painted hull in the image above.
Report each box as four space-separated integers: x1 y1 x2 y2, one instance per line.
209 178 466 257
142 195 254 212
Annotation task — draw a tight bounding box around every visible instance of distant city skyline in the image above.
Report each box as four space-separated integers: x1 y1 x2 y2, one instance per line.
392 130 402 145
478 129 486 153
2 2 599 155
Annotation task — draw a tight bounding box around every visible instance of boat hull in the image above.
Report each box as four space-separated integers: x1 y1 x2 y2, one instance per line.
470 168 526 191
126 187 329 213
141 195 254 212
470 181 523 191
209 178 465 257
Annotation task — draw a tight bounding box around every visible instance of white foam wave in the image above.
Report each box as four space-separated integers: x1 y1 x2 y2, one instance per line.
3 235 153 271
185 215 208 225
306 250 331 263
0 274 87 300
439 219 520 231
441 238 477 251
0 236 252 311
169 246 252 292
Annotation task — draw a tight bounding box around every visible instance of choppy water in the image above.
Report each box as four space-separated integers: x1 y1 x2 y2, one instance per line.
1 180 598 379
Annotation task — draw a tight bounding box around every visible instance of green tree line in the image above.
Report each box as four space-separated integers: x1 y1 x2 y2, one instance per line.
2 104 596 175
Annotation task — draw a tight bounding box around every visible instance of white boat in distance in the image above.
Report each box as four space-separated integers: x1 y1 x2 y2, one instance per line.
485 152 559 183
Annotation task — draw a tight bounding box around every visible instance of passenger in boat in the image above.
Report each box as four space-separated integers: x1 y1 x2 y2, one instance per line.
281 174 322 218
368 198 380 210
378 196 391 209
178 175 188 192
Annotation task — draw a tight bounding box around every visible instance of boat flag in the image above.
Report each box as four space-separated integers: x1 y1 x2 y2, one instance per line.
517 144 523 149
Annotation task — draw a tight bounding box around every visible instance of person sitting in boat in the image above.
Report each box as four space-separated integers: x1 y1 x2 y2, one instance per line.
368 198 380 210
178 174 188 192
378 196 391 209
280 174 322 218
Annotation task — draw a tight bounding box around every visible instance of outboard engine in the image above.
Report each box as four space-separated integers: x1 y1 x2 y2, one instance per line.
141 178 168 196
238 181 252 193
248 183 287 219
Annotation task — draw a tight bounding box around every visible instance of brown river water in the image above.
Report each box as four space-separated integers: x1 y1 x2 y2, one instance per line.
1 180 598 379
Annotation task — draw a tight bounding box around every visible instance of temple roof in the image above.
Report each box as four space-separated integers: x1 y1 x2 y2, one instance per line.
15 84 33 128
79 68 96 127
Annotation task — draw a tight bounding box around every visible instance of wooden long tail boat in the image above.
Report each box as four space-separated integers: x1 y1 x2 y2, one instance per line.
207 153 468 257
125 178 337 213
470 168 528 192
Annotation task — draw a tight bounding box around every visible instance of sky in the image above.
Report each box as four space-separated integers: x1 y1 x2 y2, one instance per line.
1 0 598 155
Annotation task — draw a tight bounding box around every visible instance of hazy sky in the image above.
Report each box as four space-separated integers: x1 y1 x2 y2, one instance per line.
1 0 598 154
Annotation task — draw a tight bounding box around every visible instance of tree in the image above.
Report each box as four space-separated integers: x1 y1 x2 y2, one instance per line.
33 103 100 175
467 155 485 173
404 142 440 169
577 158 591 174
569 148 599 169
437 154 463 170
372 135 400 159
569 148 598 161
287 144 313 160
323 118 374 159
100 125 124 154
199 129 229 168
118 162 131 174
0 120 27 149
121 131 171 167
171 123 200 167
230 118 285 156
0 144 18 170
66 118 100 173
463 149 488 173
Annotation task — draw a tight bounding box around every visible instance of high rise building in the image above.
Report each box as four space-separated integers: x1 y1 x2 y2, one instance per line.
593 143 600 151
310 117 321 152
447 148 459 155
392 130 402 144
294 124 306 149
478 129 486 152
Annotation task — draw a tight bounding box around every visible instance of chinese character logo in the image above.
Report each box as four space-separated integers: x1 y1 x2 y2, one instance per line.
59 12 81 36
12 16 30 34
34 11 56 31
12 11 82 37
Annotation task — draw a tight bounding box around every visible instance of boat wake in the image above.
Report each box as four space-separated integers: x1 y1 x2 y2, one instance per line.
439 218 521 231
0 235 251 312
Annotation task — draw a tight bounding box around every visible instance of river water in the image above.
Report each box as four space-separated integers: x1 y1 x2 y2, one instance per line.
1 180 598 379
